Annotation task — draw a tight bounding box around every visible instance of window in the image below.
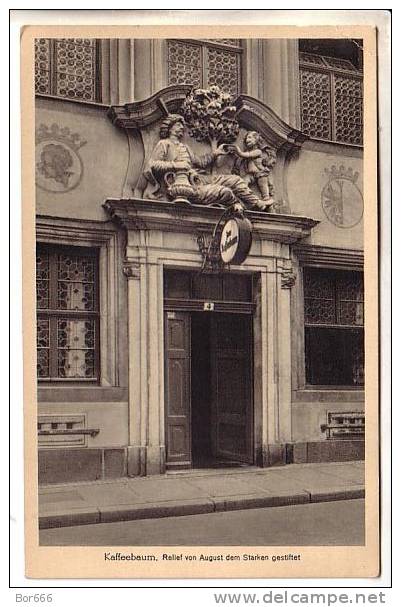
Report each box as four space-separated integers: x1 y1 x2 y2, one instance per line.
36 245 100 381
167 39 242 96
299 51 363 145
303 268 364 387
35 38 100 102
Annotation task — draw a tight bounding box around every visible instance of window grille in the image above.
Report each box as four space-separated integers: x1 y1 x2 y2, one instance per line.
36 245 100 381
167 39 242 97
299 51 363 145
35 38 100 102
303 268 364 387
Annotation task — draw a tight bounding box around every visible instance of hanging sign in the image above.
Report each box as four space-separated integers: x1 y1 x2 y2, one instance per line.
219 217 252 265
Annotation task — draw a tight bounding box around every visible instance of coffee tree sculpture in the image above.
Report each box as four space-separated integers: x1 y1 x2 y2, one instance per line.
181 86 240 154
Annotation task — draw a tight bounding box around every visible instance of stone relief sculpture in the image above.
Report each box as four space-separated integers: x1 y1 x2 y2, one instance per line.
35 123 87 194
37 143 75 188
228 131 276 207
142 87 274 211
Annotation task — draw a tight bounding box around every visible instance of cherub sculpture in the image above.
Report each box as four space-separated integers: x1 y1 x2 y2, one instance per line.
228 131 276 208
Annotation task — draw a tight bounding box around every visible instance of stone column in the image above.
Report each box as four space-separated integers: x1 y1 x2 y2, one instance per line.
253 267 270 466
102 39 169 104
146 259 166 474
124 260 147 476
256 244 295 467
117 39 135 104
133 39 167 101
259 39 301 129
243 39 265 99
276 254 296 444
124 229 166 476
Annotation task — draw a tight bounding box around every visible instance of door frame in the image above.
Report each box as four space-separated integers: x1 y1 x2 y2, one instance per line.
164 305 255 469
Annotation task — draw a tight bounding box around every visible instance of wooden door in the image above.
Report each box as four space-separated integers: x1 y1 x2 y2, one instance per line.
210 314 253 463
165 311 191 468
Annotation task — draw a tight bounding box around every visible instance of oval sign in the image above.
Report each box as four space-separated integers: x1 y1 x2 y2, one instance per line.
219 217 252 265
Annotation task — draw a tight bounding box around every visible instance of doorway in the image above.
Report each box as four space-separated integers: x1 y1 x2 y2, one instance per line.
164 308 254 470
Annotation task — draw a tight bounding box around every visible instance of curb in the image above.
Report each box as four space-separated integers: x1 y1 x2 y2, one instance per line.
39 485 365 530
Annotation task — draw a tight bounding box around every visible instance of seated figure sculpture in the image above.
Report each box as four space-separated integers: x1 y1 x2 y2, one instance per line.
142 114 271 211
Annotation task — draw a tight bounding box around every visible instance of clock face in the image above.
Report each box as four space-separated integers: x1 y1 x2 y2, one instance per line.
321 177 364 228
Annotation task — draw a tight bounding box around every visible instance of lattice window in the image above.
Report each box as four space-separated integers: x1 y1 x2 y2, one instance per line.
304 268 364 386
333 73 363 145
35 38 52 95
167 39 242 96
299 51 363 145
167 40 203 89
36 245 99 381
34 38 100 102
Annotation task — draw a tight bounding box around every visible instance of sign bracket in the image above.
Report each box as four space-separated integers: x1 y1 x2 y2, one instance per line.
196 202 252 272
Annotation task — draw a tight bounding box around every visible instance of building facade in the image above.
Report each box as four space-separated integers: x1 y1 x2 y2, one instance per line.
35 38 365 484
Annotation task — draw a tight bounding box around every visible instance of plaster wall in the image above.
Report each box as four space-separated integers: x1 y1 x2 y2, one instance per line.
287 141 363 250
35 98 128 221
291 399 364 442
38 401 129 448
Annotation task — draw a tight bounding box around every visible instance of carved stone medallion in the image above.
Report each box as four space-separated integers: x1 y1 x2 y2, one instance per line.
35 123 87 193
321 165 363 228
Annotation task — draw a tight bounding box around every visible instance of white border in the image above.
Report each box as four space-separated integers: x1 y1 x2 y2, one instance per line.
7 5 392 599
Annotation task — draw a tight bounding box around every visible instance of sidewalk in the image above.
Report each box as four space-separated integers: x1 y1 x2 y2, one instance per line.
39 461 364 529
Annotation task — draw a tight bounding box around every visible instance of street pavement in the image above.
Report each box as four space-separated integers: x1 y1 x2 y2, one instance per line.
40 498 365 546
39 461 364 530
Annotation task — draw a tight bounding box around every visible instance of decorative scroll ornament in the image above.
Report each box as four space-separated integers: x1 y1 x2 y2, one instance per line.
122 263 141 279
321 165 363 228
281 270 297 289
35 123 87 193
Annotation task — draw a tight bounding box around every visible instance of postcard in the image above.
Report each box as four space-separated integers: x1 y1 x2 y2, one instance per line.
20 15 381 579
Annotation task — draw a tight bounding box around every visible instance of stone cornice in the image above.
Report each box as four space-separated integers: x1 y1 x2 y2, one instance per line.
103 198 319 245
234 95 309 152
108 85 193 129
293 244 364 269
107 85 308 155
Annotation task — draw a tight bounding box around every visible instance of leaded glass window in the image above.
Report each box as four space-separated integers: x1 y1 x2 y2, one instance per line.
167 39 242 97
303 268 364 386
36 245 99 381
299 51 363 145
34 38 100 102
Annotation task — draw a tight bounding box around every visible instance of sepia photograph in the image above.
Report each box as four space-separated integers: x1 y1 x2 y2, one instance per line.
19 17 381 579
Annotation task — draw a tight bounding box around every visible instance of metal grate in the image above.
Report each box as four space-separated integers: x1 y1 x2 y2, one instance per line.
333 73 363 145
300 69 332 140
299 52 363 145
206 45 240 96
36 245 99 381
37 414 96 447
304 268 364 327
167 39 241 96
35 38 99 101
35 38 52 95
167 40 202 88
321 412 365 439
304 268 364 387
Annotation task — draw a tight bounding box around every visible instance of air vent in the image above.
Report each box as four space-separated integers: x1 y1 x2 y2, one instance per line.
321 411 365 440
